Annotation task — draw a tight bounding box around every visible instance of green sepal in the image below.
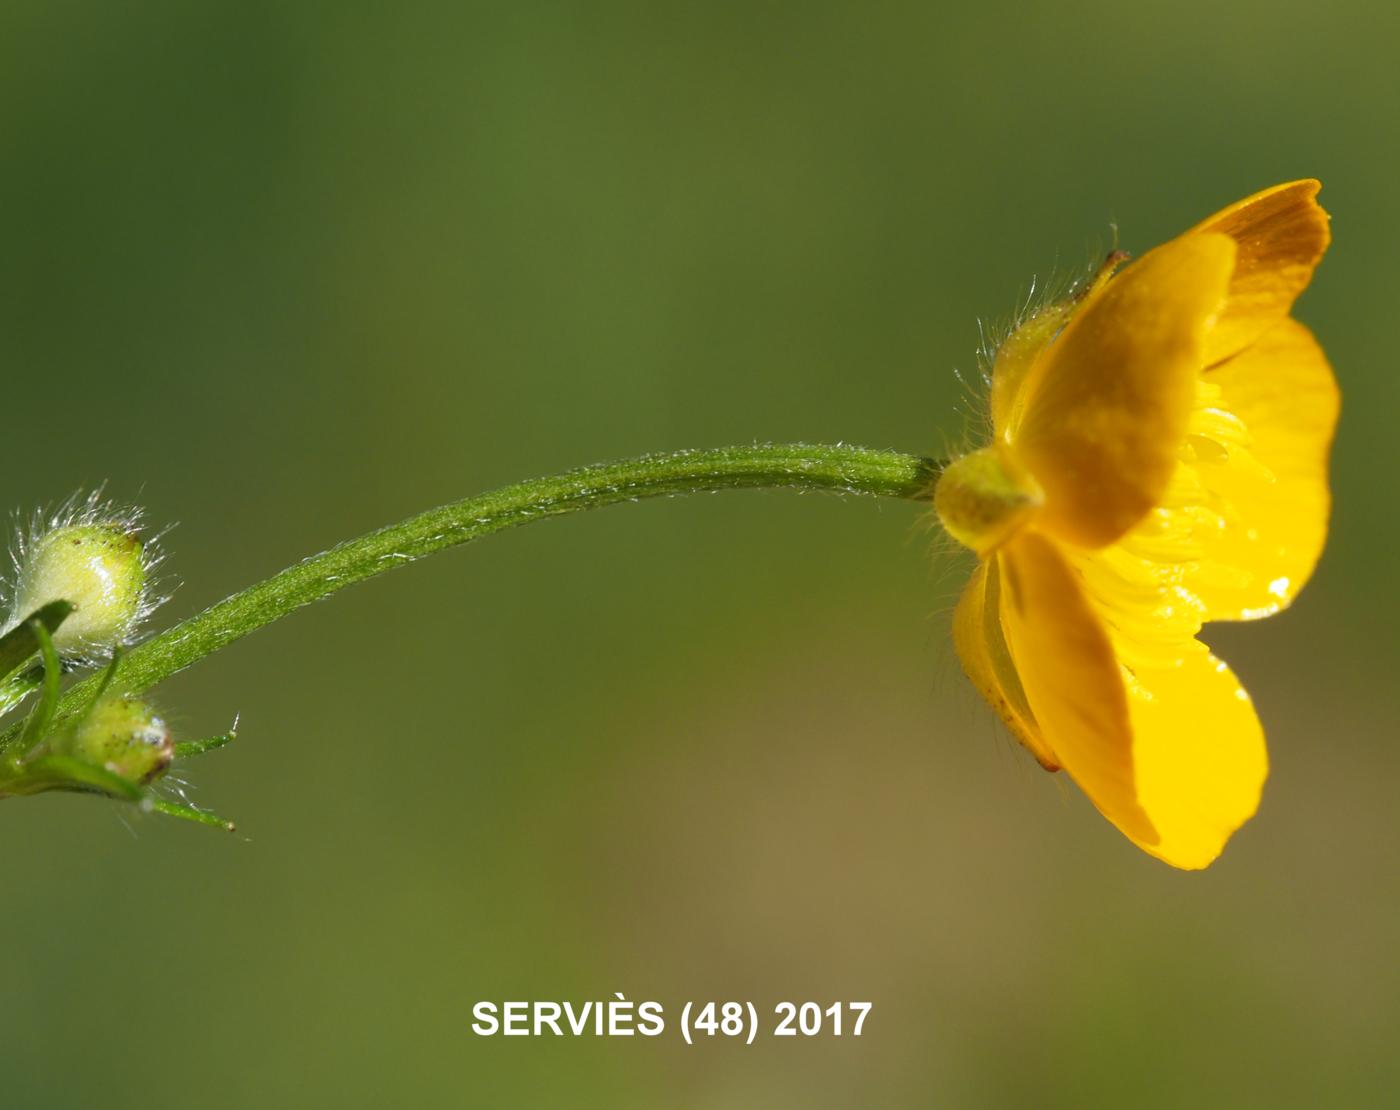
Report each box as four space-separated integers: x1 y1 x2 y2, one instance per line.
2 755 147 802
174 728 237 760
149 798 236 832
13 619 63 760
0 601 71 685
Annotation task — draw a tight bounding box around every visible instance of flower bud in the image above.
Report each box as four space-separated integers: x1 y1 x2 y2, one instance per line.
10 519 150 656
54 694 173 785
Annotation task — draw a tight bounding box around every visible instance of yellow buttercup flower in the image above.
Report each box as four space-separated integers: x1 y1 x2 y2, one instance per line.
935 181 1337 869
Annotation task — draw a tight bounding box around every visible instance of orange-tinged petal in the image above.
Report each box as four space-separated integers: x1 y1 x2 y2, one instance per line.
1192 318 1339 619
996 531 1155 845
1010 233 1236 549
1117 649 1267 870
1190 179 1331 366
952 557 1057 770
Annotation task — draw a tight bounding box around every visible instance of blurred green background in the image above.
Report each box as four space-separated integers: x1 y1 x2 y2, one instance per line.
1 2 1396 1106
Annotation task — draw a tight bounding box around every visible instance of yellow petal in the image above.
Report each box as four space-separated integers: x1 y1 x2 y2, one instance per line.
996 531 1156 845
1009 233 1236 549
1190 179 1331 366
952 557 1058 770
1074 318 1337 631
970 530 1269 867
1191 318 1339 619
1118 648 1267 869
997 532 1268 867
1064 535 1271 867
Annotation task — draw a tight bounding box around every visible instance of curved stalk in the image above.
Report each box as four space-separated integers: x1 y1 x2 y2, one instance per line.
2 444 937 747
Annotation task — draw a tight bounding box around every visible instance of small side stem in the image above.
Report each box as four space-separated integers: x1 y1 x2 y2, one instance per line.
1 443 937 747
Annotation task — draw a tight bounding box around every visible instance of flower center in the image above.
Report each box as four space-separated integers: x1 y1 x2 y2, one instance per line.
933 446 1043 554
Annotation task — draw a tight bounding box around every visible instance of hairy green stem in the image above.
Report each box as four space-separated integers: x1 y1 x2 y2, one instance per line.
2 443 937 746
